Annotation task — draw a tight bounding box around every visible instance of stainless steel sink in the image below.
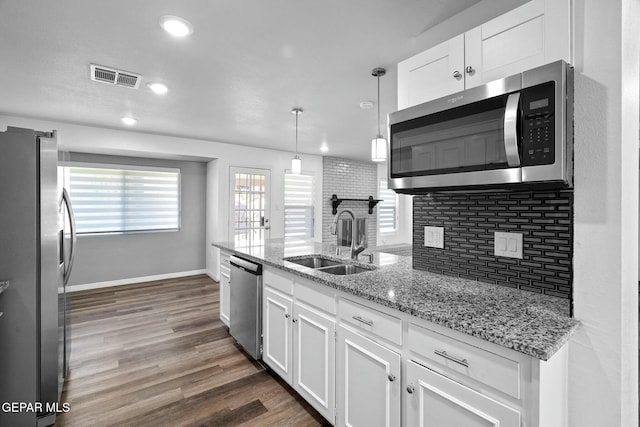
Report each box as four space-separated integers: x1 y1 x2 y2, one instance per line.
285 256 343 269
284 255 376 275
316 264 375 275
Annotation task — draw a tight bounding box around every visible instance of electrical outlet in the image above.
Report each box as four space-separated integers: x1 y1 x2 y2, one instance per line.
494 232 523 259
424 226 444 249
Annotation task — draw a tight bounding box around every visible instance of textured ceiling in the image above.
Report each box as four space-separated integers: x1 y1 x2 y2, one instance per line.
0 0 481 161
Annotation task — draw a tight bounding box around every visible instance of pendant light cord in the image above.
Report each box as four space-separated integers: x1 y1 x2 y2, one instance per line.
377 73 381 137
295 110 299 154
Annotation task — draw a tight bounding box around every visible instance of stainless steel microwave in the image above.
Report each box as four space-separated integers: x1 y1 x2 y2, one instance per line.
388 60 573 193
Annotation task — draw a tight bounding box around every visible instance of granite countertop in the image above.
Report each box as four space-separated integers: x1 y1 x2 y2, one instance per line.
212 238 579 361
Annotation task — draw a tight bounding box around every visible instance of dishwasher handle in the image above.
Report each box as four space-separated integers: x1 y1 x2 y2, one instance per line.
230 255 263 275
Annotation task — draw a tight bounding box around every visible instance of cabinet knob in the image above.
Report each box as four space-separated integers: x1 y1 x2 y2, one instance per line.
452 70 462 79
388 374 396 382
406 385 415 394
292 318 298 323
465 66 475 75
285 314 290 319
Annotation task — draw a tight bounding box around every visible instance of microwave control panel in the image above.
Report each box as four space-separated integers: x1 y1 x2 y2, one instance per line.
520 82 555 166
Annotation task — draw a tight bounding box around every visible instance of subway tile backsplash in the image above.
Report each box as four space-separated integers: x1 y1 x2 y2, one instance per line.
322 157 378 246
413 190 573 300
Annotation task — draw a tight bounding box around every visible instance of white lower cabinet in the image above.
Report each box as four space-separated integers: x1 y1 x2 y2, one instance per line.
219 251 231 327
293 302 335 422
263 286 293 383
259 267 569 427
405 360 521 427
262 272 336 424
336 324 401 427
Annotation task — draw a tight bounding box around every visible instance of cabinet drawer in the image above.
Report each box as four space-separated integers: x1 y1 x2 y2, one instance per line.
339 298 402 346
295 280 336 315
408 323 520 399
264 267 293 295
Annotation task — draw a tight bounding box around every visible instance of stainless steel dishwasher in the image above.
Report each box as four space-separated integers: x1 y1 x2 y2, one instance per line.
229 255 263 360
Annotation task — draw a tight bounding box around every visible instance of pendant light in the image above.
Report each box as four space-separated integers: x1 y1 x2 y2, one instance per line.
371 67 387 162
291 107 303 174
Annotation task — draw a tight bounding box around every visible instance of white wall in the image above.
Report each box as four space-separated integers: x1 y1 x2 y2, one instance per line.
0 115 324 283
570 1 639 425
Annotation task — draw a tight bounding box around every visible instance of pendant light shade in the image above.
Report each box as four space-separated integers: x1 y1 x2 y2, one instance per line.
291 155 302 174
291 107 303 174
371 67 387 162
371 136 386 162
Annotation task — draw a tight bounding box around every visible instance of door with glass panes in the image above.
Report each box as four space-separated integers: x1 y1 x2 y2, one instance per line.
229 167 271 245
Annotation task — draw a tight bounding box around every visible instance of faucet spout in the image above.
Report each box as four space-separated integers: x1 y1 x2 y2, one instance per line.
331 209 366 260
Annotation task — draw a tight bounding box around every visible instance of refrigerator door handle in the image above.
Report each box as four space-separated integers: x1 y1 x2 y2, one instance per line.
61 188 77 285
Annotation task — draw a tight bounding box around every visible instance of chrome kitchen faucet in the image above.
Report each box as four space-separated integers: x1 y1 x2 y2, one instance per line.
330 209 366 260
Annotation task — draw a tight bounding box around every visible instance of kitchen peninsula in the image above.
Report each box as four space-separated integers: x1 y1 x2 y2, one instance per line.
212 237 579 426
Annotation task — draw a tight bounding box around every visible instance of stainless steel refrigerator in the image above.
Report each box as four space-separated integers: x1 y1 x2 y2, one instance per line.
0 127 76 426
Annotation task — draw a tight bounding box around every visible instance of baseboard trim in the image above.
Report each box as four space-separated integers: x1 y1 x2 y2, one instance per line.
206 270 219 281
67 269 207 292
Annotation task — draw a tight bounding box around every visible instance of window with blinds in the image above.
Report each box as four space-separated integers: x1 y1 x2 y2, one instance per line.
66 164 180 234
284 173 314 239
379 179 397 233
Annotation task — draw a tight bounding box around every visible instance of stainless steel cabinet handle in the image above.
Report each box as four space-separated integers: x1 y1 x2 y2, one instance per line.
453 70 462 79
465 66 475 74
352 315 373 327
388 374 396 382
504 92 522 167
407 385 415 394
434 350 469 367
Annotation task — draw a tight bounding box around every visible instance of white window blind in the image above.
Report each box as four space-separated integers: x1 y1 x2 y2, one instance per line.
379 179 397 233
284 173 314 238
67 165 180 234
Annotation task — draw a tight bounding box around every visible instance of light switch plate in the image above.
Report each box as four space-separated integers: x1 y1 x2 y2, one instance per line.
424 226 444 249
494 232 523 259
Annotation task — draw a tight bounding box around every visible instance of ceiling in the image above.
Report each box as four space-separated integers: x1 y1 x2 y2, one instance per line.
0 0 480 162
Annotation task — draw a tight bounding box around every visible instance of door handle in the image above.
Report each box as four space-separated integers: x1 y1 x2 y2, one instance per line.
61 188 77 286
503 92 522 167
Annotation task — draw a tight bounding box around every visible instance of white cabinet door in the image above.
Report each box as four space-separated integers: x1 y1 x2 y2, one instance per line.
336 324 401 427
293 302 335 423
397 34 464 109
263 286 293 384
465 0 571 88
219 270 230 327
405 360 521 427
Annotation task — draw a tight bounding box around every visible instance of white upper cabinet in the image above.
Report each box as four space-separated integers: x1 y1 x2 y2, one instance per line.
397 34 465 109
398 0 571 109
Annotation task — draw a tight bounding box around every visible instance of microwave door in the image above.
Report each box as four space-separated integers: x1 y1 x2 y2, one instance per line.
389 92 523 191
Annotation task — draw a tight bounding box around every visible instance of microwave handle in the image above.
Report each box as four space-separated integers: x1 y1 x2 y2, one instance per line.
504 92 521 167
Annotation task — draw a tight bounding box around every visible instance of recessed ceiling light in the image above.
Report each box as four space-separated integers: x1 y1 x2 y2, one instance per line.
320 143 329 153
159 15 194 37
147 82 168 95
121 117 137 125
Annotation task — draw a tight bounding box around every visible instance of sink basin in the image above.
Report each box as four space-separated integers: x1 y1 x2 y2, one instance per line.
285 256 343 269
316 264 375 275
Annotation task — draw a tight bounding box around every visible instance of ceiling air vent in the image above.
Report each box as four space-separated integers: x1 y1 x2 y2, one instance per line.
90 64 141 89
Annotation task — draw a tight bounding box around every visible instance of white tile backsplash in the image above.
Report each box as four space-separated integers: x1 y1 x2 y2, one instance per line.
322 157 378 246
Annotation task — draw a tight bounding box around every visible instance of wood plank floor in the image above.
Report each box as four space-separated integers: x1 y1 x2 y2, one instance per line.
55 274 331 427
